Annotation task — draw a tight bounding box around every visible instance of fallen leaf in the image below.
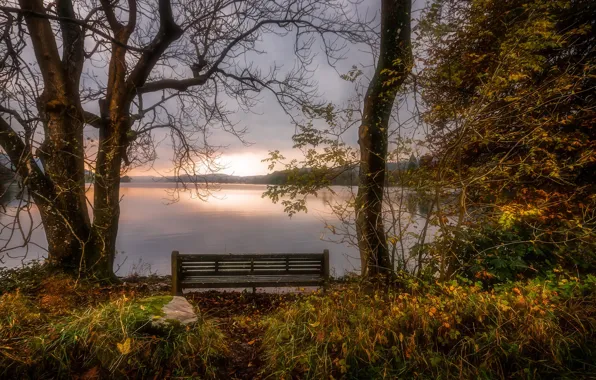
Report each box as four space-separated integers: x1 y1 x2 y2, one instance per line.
117 337 132 355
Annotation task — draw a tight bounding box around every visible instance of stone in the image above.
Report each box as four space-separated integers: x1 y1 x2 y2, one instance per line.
151 296 198 328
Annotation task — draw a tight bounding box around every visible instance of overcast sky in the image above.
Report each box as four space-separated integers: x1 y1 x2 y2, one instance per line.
130 3 383 178
138 34 368 177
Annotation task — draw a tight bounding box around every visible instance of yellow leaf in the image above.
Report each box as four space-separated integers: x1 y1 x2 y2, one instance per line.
309 321 320 328
117 338 132 355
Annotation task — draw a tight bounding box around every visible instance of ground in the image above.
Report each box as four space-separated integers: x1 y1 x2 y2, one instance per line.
0 266 307 379
110 276 308 379
3 268 594 378
187 290 303 379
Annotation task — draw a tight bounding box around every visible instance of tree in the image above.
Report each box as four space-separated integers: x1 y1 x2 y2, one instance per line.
0 0 368 279
353 0 412 277
264 0 413 278
419 0 596 280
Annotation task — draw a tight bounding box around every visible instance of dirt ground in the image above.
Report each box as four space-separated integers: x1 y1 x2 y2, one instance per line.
185 290 306 379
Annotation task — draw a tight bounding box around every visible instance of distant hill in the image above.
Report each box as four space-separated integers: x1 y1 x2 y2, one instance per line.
0 153 420 187
130 157 420 186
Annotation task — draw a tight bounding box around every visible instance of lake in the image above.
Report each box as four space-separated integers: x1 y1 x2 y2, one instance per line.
0 183 364 276
0 183 436 277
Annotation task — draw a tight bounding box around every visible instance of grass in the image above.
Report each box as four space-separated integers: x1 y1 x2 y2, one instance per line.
0 267 227 379
262 275 596 379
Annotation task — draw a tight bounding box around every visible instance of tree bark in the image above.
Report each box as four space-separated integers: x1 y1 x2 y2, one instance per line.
356 0 411 277
15 0 91 273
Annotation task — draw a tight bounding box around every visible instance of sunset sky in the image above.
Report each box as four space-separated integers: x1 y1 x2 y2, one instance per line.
126 47 365 177
123 1 388 178
90 0 425 178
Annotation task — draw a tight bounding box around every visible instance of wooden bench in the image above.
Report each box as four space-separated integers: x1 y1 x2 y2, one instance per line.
171 250 330 295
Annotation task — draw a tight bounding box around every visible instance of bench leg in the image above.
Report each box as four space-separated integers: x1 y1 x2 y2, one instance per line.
252 287 256 294
171 251 183 296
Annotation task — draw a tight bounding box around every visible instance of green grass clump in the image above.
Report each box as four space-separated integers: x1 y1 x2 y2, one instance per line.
0 291 44 367
262 276 596 379
0 294 227 378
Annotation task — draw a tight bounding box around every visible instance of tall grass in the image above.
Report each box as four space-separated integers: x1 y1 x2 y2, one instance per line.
262 276 596 379
0 293 227 378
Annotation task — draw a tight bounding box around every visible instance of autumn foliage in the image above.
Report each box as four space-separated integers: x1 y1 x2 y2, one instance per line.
419 0 596 279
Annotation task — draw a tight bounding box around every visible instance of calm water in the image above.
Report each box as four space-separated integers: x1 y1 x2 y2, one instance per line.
0 183 362 276
0 183 437 277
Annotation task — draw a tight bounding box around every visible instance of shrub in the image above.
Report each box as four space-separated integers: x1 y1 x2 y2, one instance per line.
431 223 596 286
263 278 596 379
0 261 49 295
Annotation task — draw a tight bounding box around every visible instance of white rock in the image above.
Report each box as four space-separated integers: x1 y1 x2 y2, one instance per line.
153 296 198 327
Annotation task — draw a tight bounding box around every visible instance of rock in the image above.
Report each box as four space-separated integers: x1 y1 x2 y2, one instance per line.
151 296 198 328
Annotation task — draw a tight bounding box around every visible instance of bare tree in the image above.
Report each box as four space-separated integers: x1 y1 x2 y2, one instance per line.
0 0 369 279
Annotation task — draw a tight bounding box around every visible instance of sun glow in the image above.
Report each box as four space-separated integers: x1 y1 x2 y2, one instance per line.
125 151 280 177
217 152 271 177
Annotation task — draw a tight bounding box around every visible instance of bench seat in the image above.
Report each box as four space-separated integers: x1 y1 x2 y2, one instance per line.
182 274 324 288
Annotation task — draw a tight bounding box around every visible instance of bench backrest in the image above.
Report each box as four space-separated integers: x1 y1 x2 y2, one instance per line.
171 251 329 293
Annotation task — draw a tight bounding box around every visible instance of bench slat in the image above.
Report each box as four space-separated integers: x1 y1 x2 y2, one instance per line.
181 262 323 267
179 254 324 261
181 274 324 288
181 263 322 269
181 270 323 276
181 266 322 272
181 263 322 268
181 266 323 271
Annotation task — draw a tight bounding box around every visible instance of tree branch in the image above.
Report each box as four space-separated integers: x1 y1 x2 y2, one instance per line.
0 105 30 128
99 0 123 32
135 16 359 96
136 75 210 94
83 111 102 128
0 116 35 179
17 0 66 100
0 5 147 53
126 0 183 96
57 0 85 96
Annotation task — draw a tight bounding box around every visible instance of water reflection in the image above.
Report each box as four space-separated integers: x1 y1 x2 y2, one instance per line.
0 183 363 276
0 183 437 277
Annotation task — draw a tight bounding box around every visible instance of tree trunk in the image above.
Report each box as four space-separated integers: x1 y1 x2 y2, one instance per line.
33 93 93 274
88 117 127 280
84 33 133 280
356 0 412 277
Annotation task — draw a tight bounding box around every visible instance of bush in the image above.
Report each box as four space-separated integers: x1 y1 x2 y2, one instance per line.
262 278 596 379
0 261 49 295
430 222 596 286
